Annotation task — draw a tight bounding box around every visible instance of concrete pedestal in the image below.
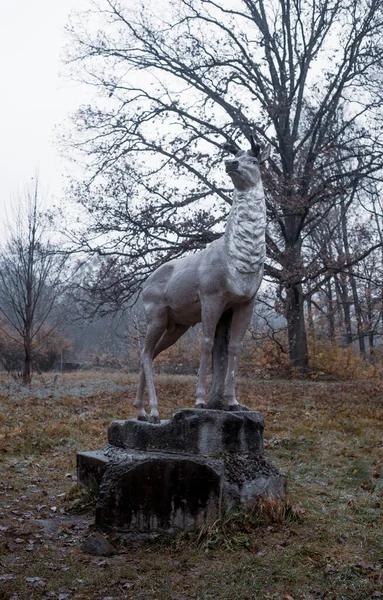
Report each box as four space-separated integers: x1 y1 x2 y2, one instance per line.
77 409 286 534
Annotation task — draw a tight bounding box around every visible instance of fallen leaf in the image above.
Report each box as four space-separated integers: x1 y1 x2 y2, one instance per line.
92 558 108 567
7 542 16 552
26 577 46 587
354 561 375 571
120 582 133 589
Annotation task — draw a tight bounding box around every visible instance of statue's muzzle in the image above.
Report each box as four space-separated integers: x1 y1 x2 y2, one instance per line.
225 160 239 172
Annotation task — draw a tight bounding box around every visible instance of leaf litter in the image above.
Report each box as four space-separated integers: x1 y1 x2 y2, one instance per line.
0 371 382 599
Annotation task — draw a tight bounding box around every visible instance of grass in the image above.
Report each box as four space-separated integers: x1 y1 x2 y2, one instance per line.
0 371 382 599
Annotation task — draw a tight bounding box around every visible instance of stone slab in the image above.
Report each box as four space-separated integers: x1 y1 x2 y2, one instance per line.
77 450 110 488
108 408 265 456
96 452 223 533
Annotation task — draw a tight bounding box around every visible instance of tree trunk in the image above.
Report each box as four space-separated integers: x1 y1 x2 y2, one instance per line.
334 275 353 345
285 283 308 370
366 280 375 361
349 274 366 356
306 296 315 338
340 198 366 356
23 336 32 385
373 198 383 344
326 279 335 342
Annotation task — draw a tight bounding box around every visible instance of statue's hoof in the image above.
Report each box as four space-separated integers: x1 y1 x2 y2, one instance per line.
149 415 161 424
195 402 207 409
137 414 149 421
228 403 251 412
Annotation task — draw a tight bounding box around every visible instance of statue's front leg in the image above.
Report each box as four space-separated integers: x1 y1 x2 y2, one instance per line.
224 299 255 410
133 369 148 421
208 308 233 409
195 340 211 409
196 303 223 409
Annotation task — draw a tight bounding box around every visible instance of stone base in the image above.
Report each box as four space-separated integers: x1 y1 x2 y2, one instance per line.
108 408 265 455
77 409 286 534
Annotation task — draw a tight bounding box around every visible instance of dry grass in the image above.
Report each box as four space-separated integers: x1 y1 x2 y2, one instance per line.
0 371 382 599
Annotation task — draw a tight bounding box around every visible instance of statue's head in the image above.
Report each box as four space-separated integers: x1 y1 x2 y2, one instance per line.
224 135 271 191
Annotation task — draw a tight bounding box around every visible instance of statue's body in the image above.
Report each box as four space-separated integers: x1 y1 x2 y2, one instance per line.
134 137 271 422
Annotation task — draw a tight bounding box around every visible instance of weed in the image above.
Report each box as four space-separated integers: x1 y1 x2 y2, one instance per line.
66 478 99 514
171 498 300 551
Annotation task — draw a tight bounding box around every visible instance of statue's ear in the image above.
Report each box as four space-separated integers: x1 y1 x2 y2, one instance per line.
258 144 271 164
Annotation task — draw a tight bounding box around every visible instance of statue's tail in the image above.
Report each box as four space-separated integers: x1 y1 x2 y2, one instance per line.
207 308 233 409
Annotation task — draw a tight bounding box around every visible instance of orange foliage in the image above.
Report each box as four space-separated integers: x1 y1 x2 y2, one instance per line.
308 337 381 380
239 332 291 378
0 318 72 372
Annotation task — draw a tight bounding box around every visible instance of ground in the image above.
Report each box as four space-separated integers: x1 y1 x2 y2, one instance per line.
0 372 382 600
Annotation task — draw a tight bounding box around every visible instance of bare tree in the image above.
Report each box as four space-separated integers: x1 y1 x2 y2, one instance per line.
65 0 383 369
0 181 69 383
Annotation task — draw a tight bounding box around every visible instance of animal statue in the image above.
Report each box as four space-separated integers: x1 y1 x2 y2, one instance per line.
134 136 271 423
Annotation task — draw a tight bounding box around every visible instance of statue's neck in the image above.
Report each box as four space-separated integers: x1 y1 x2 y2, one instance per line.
224 185 266 274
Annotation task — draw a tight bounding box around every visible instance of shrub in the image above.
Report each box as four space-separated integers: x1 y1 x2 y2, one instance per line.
0 319 72 374
308 337 381 380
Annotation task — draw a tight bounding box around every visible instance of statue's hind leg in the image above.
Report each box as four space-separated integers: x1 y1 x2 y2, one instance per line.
134 324 189 422
140 316 167 423
153 324 190 359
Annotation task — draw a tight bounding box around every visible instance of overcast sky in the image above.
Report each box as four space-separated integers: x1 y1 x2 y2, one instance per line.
0 0 90 224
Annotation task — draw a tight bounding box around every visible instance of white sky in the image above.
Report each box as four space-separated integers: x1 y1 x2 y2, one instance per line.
0 0 90 224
